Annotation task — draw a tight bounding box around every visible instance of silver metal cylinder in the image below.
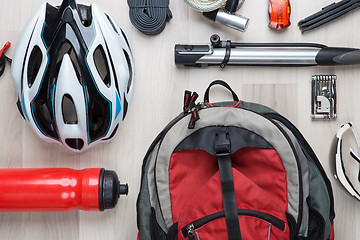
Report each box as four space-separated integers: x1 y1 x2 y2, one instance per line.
197 48 320 65
215 11 249 32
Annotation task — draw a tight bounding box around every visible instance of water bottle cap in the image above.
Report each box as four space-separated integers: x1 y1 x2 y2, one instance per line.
100 170 129 210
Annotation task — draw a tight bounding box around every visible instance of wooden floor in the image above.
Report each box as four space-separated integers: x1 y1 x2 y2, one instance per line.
1 0 360 239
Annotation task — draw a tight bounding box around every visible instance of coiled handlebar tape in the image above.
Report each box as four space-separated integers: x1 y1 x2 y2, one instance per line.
128 0 172 35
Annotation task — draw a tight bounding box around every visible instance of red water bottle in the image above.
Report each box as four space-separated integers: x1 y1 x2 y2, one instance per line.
0 168 128 212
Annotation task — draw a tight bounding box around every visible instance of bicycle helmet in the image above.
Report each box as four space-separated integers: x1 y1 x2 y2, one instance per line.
12 0 134 152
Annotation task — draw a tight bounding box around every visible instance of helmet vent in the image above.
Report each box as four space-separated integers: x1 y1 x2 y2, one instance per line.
120 28 130 47
62 94 78 124
81 20 91 27
78 4 92 27
122 94 129 120
37 100 53 124
65 138 84 150
32 99 59 139
27 46 43 88
94 45 110 87
105 14 119 34
102 124 119 141
56 42 82 83
88 98 110 142
123 50 133 93
89 100 104 132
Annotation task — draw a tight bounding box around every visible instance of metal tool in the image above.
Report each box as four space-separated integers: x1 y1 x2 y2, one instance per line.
175 34 360 67
298 0 360 33
311 75 336 119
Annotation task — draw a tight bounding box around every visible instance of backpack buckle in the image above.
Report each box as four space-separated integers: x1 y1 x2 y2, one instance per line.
215 132 230 156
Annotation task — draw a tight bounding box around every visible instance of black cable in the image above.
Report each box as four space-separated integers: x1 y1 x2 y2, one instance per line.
225 0 239 13
0 55 11 77
128 0 172 35
0 42 12 77
5 55 12 64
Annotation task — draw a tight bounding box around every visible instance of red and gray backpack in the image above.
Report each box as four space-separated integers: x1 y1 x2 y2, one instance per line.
137 80 335 240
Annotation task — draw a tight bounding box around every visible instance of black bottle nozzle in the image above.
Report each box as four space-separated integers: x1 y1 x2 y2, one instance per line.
99 169 129 211
119 183 129 196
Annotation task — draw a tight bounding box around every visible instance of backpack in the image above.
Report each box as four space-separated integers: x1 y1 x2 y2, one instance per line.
137 80 335 240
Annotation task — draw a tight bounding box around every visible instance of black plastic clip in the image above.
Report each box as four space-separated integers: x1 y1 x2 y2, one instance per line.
221 40 232 68
215 132 231 156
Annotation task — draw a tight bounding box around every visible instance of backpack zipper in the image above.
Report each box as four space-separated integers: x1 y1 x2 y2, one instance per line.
186 102 208 129
186 224 199 240
181 209 285 238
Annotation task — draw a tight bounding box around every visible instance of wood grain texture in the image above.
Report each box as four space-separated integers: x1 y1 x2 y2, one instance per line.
0 0 360 239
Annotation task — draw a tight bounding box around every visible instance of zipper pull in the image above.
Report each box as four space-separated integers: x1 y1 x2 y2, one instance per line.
183 91 199 113
183 90 192 112
183 90 201 129
186 224 196 240
187 101 209 129
188 103 201 129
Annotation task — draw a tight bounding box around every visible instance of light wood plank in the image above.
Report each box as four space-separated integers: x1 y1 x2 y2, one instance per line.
1 0 360 239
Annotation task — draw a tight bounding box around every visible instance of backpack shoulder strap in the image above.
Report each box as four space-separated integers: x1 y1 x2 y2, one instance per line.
215 132 241 240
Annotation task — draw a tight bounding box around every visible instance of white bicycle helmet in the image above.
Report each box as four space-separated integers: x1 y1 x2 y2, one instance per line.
12 0 134 152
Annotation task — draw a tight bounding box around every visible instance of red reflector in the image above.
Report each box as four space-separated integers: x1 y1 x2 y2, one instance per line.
268 0 291 31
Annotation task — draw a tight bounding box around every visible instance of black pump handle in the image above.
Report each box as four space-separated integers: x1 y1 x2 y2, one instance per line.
204 80 239 103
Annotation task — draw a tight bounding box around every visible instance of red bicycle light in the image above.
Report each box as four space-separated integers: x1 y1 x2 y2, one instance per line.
268 0 291 31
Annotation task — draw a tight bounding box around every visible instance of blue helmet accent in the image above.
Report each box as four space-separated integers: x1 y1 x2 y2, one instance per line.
115 93 122 119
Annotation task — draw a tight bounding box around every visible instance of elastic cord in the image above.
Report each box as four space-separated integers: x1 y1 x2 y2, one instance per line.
128 0 172 35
